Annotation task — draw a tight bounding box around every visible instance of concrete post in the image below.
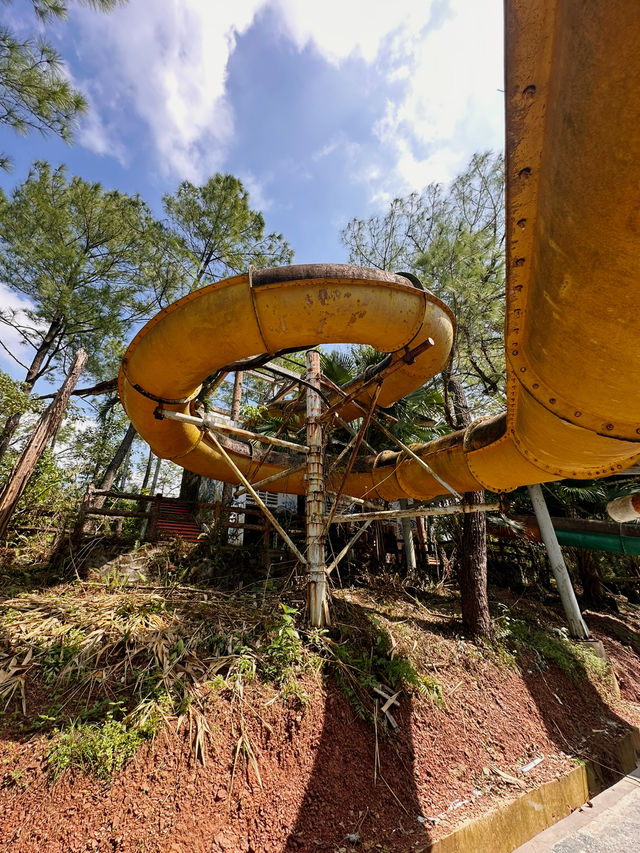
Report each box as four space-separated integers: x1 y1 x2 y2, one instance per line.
528 484 590 639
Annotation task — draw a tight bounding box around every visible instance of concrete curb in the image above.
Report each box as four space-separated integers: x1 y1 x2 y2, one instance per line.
513 766 640 852
425 728 640 853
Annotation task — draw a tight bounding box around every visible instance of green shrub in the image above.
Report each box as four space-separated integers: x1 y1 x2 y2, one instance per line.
507 619 609 683
47 716 150 780
327 616 444 720
262 604 303 685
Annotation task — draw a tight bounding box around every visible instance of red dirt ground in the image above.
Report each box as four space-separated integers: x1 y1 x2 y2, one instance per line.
1 586 639 853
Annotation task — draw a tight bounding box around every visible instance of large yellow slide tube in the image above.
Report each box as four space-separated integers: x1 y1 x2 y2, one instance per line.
119 0 640 501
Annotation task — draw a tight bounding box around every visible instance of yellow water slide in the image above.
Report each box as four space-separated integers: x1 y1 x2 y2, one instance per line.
119 0 640 501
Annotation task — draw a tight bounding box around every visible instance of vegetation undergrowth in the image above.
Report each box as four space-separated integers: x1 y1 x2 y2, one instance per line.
495 606 614 693
1 562 628 782
47 715 154 780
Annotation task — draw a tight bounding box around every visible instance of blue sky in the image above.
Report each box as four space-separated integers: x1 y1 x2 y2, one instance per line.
0 0 504 379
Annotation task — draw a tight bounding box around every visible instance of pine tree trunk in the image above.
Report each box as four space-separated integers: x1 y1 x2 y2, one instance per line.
179 469 200 503
446 373 492 639
94 422 137 508
140 447 154 492
0 316 64 461
573 548 605 608
0 349 86 538
459 489 492 636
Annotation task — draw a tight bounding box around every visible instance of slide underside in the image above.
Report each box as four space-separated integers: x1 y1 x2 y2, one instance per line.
119 0 640 501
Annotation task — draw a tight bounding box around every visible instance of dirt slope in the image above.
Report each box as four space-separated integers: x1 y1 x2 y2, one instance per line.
1 573 639 853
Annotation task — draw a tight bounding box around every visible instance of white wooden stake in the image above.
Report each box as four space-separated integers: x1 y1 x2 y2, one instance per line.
528 484 590 639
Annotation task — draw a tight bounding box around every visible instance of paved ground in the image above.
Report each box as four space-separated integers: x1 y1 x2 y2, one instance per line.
515 767 640 852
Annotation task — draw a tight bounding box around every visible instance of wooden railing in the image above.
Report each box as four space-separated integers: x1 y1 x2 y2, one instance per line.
74 486 304 548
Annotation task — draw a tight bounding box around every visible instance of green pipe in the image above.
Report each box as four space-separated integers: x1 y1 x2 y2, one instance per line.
555 529 640 556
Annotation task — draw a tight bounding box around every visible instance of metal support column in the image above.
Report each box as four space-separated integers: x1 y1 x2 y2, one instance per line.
528 484 590 639
306 350 327 626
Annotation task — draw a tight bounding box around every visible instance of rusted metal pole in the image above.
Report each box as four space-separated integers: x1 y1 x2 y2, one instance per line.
306 349 327 627
317 336 435 424
326 519 373 575
234 461 306 497
158 409 309 452
205 428 307 565
221 371 244 513
330 502 500 523
324 383 382 533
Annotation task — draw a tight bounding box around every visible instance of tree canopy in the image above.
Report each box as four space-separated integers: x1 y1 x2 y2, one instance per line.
163 174 294 291
0 1 125 168
342 151 505 413
0 161 162 456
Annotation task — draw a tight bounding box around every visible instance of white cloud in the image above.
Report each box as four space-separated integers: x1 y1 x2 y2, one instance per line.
271 0 433 65
69 0 503 195
78 98 128 166
0 284 37 379
71 0 269 180
371 0 504 198
238 171 273 212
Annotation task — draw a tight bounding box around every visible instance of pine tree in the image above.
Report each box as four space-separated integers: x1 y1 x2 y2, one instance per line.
0 161 162 459
0 1 125 168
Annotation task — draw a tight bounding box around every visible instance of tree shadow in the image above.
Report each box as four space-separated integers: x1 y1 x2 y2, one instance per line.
279 594 458 852
508 604 639 791
281 686 430 853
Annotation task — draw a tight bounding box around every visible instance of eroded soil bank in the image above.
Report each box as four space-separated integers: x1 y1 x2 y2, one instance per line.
1 566 639 853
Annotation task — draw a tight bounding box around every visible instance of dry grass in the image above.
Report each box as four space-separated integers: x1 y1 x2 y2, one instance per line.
0 577 280 765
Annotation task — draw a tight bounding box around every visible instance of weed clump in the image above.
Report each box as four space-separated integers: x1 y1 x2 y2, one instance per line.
47 716 152 780
321 609 444 721
502 615 612 688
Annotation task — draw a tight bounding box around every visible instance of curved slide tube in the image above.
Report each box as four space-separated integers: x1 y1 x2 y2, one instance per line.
119 0 640 501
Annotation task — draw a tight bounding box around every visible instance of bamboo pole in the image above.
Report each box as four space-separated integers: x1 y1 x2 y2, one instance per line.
306 350 327 627
321 372 460 498
332 413 377 453
326 519 373 575
324 383 382 533
204 428 307 565
234 461 306 497
363 412 461 499
317 336 435 424
221 371 244 541
159 409 308 452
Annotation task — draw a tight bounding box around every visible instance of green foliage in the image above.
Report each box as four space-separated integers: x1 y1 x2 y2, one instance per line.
0 371 34 421
47 715 149 780
3 767 25 788
505 617 608 683
41 628 86 683
63 395 131 487
0 444 76 531
0 161 165 382
0 2 124 168
163 173 294 292
319 346 447 451
262 604 304 686
326 616 444 721
342 151 505 414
